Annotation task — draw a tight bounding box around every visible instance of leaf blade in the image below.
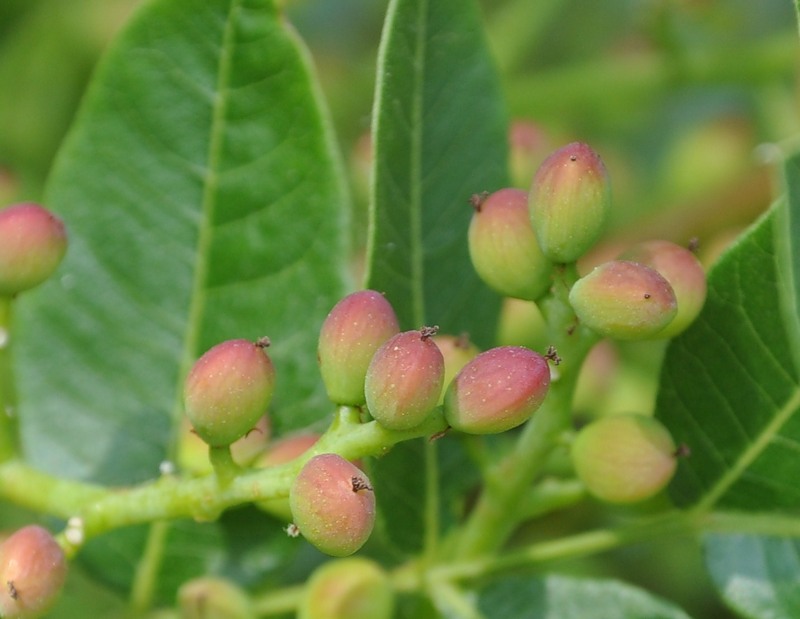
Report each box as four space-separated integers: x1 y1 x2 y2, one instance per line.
366 0 508 345
17 0 350 484
656 198 800 510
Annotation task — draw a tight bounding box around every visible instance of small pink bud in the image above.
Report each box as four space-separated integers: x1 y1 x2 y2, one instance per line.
184 338 276 447
318 290 400 405
0 525 68 618
364 328 445 430
290 454 376 557
468 188 553 301
620 240 707 338
529 142 611 263
569 260 677 340
444 346 550 434
0 203 67 296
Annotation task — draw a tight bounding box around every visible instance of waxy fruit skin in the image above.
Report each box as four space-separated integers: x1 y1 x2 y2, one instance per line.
0 203 67 297
290 454 376 557
184 339 276 447
318 290 400 405
0 525 68 619
298 557 394 619
529 142 611 263
364 328 445 430
620 240 707 338
569 260 677 340
571 414 678 504
444 345 550 434
468 188 552 301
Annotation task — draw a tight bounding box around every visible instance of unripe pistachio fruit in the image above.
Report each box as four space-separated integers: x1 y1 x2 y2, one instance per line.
620 240 707 338
177 577 255 619
184 338 275 447
444 346 550 434
569 260 677 340
571 414 678 504
364 327 445 430
298 557 394 619
0 203 67 297
468 188 552 301
290 454 376 557
318 290 400 405
0 525 68 618
529 142 611 263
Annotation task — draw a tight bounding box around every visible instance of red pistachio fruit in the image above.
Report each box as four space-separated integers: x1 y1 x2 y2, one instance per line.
318 290 400 406
0 525 68 619
569 260 677 340
529 142 611 263
290 454 376 557
184 338 275 447
444 346 551 434
468 188 553 301
364 328 445 430
0 203 67 297
571 414 678 504
620 240 707 338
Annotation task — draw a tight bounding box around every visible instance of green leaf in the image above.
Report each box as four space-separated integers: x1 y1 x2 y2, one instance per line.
14 0 348 597
705 533 800 619
371 437 480 554
365 0 508 346
476 575 694 619
655 195 800 510
364 0 508 557
17 0 349 481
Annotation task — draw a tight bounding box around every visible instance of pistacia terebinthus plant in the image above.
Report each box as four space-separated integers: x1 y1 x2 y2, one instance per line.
298 557 394 619
571 414 678 504
0 526 68 619
620 239 707 338
177 577 255 619
468 188 553 301
317 289 400 405
0 202 67 297
290 454 376 557
364 327 445 430
444 346 551 434
528 142 611 263
569 260 678 340
183 338 276 447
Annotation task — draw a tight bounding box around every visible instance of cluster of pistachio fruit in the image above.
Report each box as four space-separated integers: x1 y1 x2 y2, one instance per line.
182 287 554 559
468 141 707 504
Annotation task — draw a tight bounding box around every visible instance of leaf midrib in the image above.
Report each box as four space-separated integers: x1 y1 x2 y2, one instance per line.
171 0 242 441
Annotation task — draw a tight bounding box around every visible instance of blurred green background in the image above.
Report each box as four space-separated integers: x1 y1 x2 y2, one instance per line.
2 0 797 262
1 1 798 617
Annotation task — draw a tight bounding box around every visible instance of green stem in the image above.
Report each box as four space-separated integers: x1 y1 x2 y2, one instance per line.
435 512 693 582
0 297 19 461
130 521 171 613
251 584 305 616
209 445 240 486
423 438 440 560
0 412 448 548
